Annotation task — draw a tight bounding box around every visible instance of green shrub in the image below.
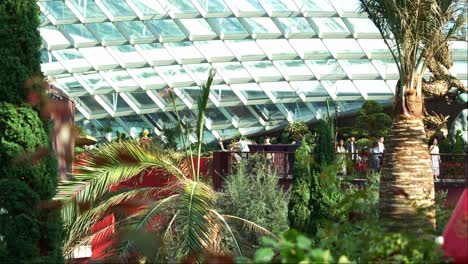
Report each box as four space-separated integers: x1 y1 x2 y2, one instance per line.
0 103 64 263
218 159 289 249
355 101 392 139
313 120 334 168
288 143 312 232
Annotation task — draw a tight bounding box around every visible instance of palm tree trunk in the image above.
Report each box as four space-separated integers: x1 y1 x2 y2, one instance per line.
379 119 436 233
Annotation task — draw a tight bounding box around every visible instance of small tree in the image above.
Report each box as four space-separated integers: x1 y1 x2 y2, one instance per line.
355 101 392 139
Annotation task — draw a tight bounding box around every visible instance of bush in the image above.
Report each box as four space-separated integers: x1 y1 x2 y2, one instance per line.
355 101 392 139
288 143 312 232
218 159 289 250
0 103 64 263
313 120 334 168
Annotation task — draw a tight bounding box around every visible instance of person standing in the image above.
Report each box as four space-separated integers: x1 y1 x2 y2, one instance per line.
370 141 381 173
346 136 359 173
336 139 347 176
429 138 441 181
237 136 251 159
377 136 385 171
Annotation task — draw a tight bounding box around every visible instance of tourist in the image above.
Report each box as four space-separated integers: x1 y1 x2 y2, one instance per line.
237 136 251 159
430 138 441 181
264 136 274 164
377 136 385 171
370 141 381 173
346 136 359 161
336 139 347 176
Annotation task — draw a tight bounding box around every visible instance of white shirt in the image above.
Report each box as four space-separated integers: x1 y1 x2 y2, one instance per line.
378 142 385 153
238 140 250 152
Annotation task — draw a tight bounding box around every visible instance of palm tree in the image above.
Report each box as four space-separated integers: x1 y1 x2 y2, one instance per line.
358 0 466 232
55 71 273 262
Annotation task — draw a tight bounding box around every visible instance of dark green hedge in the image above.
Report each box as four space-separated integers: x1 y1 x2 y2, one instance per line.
0 0 64 262
0 0 42 104
0 103 64 263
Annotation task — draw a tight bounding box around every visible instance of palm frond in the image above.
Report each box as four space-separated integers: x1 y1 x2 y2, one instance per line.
195 69 216 180
222 214 278 240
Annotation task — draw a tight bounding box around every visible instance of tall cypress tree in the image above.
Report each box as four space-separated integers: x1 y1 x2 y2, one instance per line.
0 1 64 263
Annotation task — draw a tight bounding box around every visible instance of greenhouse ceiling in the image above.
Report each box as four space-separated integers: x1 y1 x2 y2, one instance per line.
38 0 468 141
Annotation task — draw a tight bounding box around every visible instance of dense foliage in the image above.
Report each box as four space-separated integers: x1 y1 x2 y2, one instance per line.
218 158 289 252
0 1 64 262
355 101 392 139
0 104 63 263
313 120 335 167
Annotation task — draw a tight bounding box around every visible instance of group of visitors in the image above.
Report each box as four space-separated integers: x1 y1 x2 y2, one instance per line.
335 136 385 176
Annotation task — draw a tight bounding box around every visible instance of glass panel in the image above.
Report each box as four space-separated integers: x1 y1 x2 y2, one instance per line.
134 43 175 66
450 61 468 78
309 101 330 118
40 26 71 50
293 0 336 16
311 18 351 37
41 1 78 24
339 60 379 79
126 0 166 19
87 22 127 45
53 49 92 72
129 92 155 107
339 101 365 113
322 80 361 97
55 77 84 94
259 0 299 16
177 19 218 40
79 96 106 112
256 39 298 60
273 17 315 38
207 18 249 39
156 65 195 87
105 70 139 91
282 102 314 121
164 42 205 64
102 93 132 111
323 39 365 59
358 39 392 59
76 73 113 94
120 115 150 135
128 68 166 90
224 40 266 61
79 47 119 70
184 64 223 85
353 80 393 96
213 62 253 84
291 81 329 99
147 112 174 129
243 61 283 82
60 24 98 47
274 60 314 81
345 18 380 36
67 0 107 22
107 45 146 68
117 21 156 44
372 60 399 79
159 0 199 18
258 104 285 121
194 41 235 62
306 60 346 80
225 106 258 124
289 39 331 59
260 82 298 101
41 49 58 63
210 85 238 104
333 0 361 15
193 0 232 17
231 83 269 101
146 19 186 41
225 0 266 16
97 0 136 20
450 41 468 60
239 17 282 38
206 108 230 124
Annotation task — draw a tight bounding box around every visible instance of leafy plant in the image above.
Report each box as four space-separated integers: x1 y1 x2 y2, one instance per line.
218 159 289 252
355 101 392 139
284 121 309 142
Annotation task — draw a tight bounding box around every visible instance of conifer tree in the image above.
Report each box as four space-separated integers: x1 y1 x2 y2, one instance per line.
0 1 64 263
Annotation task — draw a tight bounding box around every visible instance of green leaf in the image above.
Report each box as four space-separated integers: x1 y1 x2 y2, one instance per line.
261 236 278 247
255 248 275 263
296 235 312 250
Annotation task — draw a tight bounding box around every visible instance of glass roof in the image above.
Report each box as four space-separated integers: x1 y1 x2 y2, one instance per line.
38 0 468 142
